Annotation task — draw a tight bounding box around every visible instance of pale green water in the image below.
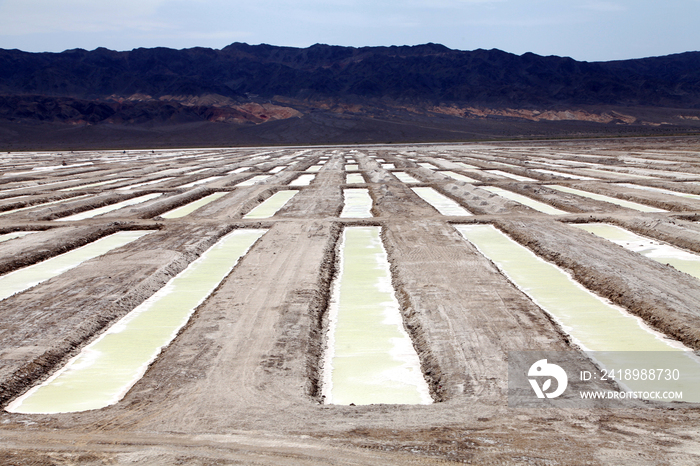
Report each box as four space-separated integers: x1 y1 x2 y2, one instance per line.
289 174 316 186
483 170 537 182
160 192 228 219
618 183 700 201
227 167 250 175
0 231 33 243
243 190 297 219
306 165 323 172
56 193 162 221
456 162 479 169
345 164 359 171
381 163 396 170
61 178 130 191
0 194 91 217
546 185 665 212
0 231 152 303
393 172 420 184
579 168 654 180
340 189 373 218
411 187 472 216
482 186 568 215
322 227 432 405
441 171 479 183
7 229 266 414
345 173 365 184
456 224 700 401
574 223 700 279
535 169 596 180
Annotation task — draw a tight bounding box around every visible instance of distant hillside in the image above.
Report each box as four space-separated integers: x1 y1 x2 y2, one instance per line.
1 43 700 148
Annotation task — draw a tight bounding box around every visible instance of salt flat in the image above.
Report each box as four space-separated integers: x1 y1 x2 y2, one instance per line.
2 137 700 464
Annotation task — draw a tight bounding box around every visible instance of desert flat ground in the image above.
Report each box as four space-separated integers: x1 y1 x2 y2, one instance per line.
1 138 700 465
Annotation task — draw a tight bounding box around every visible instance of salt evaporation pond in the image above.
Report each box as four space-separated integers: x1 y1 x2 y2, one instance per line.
456 224 700 402
345 173 365 184
618 183 700 201
441 171 479 183
61 178 130 191
0 231 34 243
574 223 700 279
482 186 568 215
340 189 373 218
411 187 472 216
546 185 665 212
322 227 432 405
118 177 173 190
227 167 250 175
56 193 162 221
483 170 537 182
345 164 359 171
534 169 596 180
160 192 227 219
578 168 654 180
289 174 316 186
1 180 68 194
456 162 479 169
306 165 323 172
243 190 297 219
7 229 266 414
0 231 152 302
0 194 91 217
393 172 420 184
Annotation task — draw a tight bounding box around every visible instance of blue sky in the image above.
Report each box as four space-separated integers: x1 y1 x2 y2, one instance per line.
0 0 698 61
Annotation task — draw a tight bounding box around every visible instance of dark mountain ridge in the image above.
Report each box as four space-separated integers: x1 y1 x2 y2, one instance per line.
2 43 700 148
2 43 700 107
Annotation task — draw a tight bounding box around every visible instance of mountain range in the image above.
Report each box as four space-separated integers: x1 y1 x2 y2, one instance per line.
1 43 700 148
